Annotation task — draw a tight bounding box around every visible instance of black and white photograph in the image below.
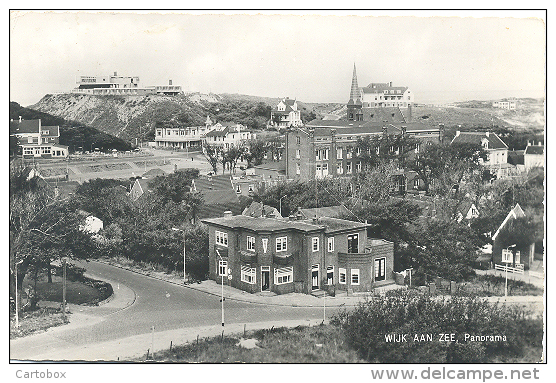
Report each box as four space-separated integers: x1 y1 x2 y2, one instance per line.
8 8 547 378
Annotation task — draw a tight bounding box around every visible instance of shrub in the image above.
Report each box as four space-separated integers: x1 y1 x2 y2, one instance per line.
331 290 543 363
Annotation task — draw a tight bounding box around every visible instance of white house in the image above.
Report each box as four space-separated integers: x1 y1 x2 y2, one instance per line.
524 142 544 170
270 98 303 128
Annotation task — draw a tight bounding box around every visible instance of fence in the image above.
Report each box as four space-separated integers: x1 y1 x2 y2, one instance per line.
495 264 524 275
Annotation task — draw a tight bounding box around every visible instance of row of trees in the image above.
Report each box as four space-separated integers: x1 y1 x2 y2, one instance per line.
202 136 284 174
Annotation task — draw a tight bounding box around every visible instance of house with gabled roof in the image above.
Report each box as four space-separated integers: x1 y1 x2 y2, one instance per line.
10 118 68 158
491 203 536 270
451 131 508 167
202 212 394 295
204 123 252 149
270 97 303 128
130 178 153 202
524 143 544 170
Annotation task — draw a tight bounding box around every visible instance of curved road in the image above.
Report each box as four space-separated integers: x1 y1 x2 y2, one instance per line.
10 261 336 361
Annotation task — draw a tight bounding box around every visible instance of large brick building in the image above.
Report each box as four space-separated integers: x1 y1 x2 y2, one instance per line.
285 121 443 181
202 213 394 295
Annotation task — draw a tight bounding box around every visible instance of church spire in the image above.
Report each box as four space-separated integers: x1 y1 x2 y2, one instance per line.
347 64 363 121
348 63 361 105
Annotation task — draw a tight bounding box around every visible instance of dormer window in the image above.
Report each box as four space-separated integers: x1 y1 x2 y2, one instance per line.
42 130 49 135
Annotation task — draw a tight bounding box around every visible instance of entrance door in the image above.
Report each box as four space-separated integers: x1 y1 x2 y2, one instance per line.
261 266 270 291
326 266 334 286
311 264 319 290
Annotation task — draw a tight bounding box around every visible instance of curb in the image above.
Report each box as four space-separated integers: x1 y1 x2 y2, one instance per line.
91 259 361 308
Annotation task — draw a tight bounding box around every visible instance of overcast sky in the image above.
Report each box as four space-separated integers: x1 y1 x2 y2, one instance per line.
9 10 546 106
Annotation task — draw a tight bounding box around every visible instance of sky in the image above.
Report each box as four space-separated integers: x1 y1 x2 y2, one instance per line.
9 10 546 106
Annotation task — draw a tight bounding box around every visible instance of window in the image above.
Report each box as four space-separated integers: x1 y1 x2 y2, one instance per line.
276 236 287 252
322 163 328 177
236 184 241 194
247 236 256 251
347 234 358 253
23 147 33 155
312 237 319 252
346 162 352 174
326 266 334 285
274 266 293 284
337 163 343 174
296 136 301 145
336 147 343 159
295 149 300 159
356 161 362 172
339 268 347 284
356 147 361 156
296 163 301 175
218 259 228 276
27 137 33 143
42 130 49 135
241 266 256 284
346 149 352 159
502 249 513 263
215 230 228 247
351 269 360 285
375 257 386 281
327 237 334 252
248 184 254 193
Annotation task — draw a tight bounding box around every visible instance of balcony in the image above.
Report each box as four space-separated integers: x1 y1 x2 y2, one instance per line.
273 253 293 266
240 251 258 264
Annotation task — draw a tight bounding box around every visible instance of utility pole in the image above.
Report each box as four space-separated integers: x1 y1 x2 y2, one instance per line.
62 258 67 319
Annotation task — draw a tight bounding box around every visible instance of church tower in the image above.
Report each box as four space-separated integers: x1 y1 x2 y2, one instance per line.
347 64 363 121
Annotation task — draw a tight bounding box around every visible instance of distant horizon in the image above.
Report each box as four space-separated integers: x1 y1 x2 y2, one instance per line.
10 11 546 107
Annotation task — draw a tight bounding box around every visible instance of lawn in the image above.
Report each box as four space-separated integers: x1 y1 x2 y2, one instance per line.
35 279 103 305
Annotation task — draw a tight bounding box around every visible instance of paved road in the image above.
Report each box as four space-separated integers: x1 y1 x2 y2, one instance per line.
10 261 335 361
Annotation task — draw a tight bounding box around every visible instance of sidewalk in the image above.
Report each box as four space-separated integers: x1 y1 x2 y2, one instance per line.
96 258 404 308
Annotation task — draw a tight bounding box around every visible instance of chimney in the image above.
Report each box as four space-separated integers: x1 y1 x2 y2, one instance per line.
114 71 117 76
538 141 542 146
389 81 392 87
223 211 233 218
455 130 460 137
527 140 531 146
485 132 490 137
169 79 172 86
19 116 22 123
407 103 413 122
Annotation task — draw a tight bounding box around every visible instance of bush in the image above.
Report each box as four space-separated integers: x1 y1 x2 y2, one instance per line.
331 290 543 363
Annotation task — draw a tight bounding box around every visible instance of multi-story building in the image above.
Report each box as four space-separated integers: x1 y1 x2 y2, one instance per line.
204 123 253 149
203 212 394 295
11 118 68 158
154 116 214 149
347 64 413 122
72 72 182 96
270 98 303 128
451 131 508 166
285 122 443 181
492 99 517 110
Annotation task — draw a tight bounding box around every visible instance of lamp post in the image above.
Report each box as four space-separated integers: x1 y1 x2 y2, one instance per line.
279 194 288 217
217 255 227 329
13 259 23 328
504 244 516 299
172 227 187 283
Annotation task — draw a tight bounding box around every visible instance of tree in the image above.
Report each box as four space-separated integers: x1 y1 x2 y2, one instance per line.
221 145 246 174
150 168 200 204
202 142 221 174
74 178 132 223
244 139 268 168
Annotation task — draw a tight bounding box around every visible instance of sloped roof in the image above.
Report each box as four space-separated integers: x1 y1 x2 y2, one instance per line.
361 83 408 93
41 125 60 137
12 119 40 134
253 161 286 172
451 131 508 149
193 175 233 192
361 107 406 123
492 203 526 241
524 145 544 155
205 127 232 137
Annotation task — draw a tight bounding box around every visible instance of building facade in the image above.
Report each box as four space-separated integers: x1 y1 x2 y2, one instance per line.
270 98 303 128
492 100 517 110
72 72 182 96
285 122 442 181
204 123 253 149
203 214 394 295
11 118 68 158
451 131 509 167
524 143 544 170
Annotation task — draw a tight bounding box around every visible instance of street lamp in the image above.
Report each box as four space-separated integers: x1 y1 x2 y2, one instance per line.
13 259 23 328
217 254 227 329
172 227 187 283
279 194 288 217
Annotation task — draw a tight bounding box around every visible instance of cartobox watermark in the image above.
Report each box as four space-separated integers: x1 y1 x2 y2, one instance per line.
16 370 66 379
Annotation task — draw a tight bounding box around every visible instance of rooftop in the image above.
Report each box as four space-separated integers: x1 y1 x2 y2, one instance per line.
451 131 508 150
